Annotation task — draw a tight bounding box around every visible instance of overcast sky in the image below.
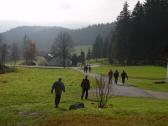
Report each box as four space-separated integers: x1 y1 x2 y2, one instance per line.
0 0 145 29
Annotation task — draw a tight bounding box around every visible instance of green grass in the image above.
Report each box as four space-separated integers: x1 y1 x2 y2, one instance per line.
72 45 91 56
7 56 48 66
92 65 168 92
92 65 166 79
88 58 109 65
0 68 168 126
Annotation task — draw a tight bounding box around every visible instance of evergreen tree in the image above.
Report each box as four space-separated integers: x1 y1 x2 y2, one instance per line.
113 1 131 64
142 0 168 63
86 48 92 60
79 50 85 65
129 1 145 64
92 35 103 59
71 54 78 66
102 37 109 58
109 0 168 65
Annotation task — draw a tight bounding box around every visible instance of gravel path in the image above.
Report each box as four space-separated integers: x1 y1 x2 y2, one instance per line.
75 68 168 99
14 65 168 99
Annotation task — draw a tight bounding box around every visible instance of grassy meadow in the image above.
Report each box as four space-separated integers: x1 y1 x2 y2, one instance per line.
0 67 168 126
72 45 91 56
92 65 168 92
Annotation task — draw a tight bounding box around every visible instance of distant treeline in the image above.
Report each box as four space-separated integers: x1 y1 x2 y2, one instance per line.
92 0 168 65
2 23 115 51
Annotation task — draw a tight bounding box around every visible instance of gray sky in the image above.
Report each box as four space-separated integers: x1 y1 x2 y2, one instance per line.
0 0 145 29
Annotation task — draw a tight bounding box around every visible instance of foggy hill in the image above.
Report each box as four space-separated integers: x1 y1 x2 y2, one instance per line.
2 23 115 51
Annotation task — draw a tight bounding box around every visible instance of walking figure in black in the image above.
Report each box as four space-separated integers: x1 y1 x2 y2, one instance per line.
114 70 119 84
121 70 128 85
51 78 65 108
81 75 90 100
84 65 88 73
88 65 91 73
108 69 113 84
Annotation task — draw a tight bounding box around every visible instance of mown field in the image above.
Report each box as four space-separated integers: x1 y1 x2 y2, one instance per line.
0 67 168 126
92 65 168 92
72 45 91 56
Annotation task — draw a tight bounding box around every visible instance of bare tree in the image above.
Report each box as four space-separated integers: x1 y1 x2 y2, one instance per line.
95 74 112 108
0 38 2 66
0 43 8 72
1 44 8 66
28 41 37 64
22 35 37 65
51 32 73 67
0 34 9 73
10 42 19 67
0 34 4 67
22 34 30 64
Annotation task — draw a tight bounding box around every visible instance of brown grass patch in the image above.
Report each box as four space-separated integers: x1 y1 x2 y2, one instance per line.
41 114 168 126
18 111 42 117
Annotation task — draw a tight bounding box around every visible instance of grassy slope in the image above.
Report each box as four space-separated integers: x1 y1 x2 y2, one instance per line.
92 65 168 92
72 45 91 56
88 58 109 65
0 68 168 126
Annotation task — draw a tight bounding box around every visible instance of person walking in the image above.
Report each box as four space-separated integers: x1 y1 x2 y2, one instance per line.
121 70 128 85
114 70 119 84
108 69 113 84
51 78 65 108
88 65 91 73
84 65 88 73
81 75 90 100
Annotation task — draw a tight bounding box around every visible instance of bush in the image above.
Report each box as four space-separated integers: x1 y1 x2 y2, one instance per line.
0 65 16 74
95 74 113 108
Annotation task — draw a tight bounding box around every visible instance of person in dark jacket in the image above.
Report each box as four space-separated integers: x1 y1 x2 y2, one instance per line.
51 78 65 108
88 65 91 73
121 70 128 85
84 65 88 73
81 75 90 100
108 69 113 84
114 70 119 84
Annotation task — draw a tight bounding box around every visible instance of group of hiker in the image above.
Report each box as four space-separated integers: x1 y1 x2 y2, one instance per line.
83 65 91 73
51 75 90 108
108 69 128 85
51 68 128 108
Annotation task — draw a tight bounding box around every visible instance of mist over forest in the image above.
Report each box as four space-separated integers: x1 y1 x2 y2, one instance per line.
1 23 115 51
0 1 168 126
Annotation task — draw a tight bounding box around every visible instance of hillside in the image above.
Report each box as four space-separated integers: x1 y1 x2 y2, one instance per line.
2 23 115 51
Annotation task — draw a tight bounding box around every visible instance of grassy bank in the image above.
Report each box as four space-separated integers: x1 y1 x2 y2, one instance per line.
0 68 168 126
92 65 168 92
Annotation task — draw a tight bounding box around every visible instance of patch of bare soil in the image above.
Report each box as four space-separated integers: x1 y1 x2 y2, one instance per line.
18 111 42 117
41 114 168 126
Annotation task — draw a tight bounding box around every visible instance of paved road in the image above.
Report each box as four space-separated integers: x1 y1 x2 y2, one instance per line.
75 68 168 99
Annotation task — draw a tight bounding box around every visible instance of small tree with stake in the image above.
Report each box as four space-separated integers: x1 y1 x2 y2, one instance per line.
95 74 112 108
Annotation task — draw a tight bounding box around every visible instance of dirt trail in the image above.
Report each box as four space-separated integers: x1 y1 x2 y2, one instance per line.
75 68 168 99
15 65 168 99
